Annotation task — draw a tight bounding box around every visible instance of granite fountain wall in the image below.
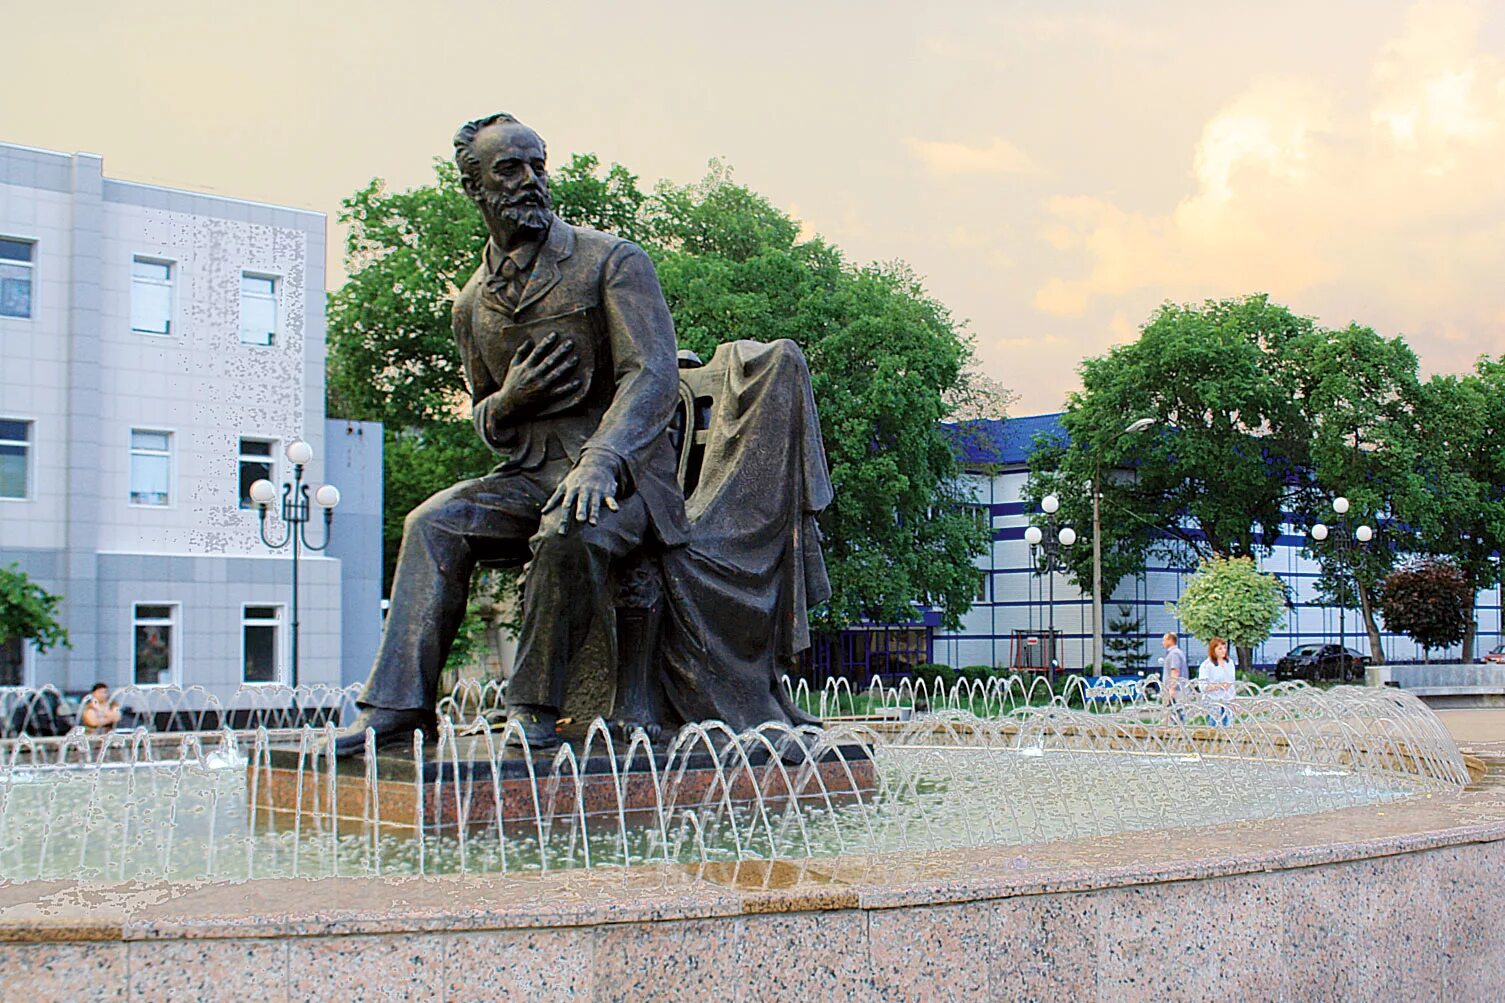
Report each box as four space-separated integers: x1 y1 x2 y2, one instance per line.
4 774 1504 1002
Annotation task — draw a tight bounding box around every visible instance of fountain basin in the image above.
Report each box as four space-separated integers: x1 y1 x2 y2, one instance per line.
0 683 1492 1000
2 775 1503 1001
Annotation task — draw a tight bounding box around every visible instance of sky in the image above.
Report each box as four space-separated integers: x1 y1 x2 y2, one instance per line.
5 0 1504 413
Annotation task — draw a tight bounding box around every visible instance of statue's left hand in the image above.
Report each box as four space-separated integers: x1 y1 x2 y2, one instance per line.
542 453 620 532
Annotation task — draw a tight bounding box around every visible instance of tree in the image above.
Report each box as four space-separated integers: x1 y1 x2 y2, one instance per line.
1280 323 1427 662
326 153 993 637
1403 361 1505 661
1167 556 1286 670
0 564 69 661
1376 558 1472 661
1104 604 1149 674
1026 295 1314 609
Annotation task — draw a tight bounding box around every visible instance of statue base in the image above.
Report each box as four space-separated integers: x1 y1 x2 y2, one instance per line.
249 726 875 834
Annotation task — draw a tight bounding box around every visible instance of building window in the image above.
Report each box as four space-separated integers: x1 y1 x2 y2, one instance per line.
0 636 23 686
129 429 172 506
132 604 176 686
0 419 29 499
131 257 173 335
239 273 278 345
976 570 990 602
0 238 34 319
238 438 276 509
242 605 282 684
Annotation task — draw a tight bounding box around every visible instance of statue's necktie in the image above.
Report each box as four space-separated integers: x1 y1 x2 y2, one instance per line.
490 251 531 314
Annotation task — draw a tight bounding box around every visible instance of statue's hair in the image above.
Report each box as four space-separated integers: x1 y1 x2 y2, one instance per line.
453 113 543 183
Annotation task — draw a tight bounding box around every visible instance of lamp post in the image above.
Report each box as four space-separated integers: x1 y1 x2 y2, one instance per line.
1309 495 1373 656
1091 417 1156 676
1026 493 1076 687
250 440 340 689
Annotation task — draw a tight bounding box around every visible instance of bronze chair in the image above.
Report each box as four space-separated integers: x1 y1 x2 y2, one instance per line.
603 349 710 738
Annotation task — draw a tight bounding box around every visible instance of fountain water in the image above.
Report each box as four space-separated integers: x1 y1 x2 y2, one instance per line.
0 677 1467 883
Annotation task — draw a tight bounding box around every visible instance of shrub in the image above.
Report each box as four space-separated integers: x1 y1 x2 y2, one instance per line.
911 663 957 691
1377 558 1471 658
956 665 995 685
1168 555 1286 661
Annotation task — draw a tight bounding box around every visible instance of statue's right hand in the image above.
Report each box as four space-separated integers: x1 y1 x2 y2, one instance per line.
494 332 580 420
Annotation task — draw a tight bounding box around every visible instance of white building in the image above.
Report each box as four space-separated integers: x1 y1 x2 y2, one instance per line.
931 414 1504 673
0 141 382 701
807 414 1504 680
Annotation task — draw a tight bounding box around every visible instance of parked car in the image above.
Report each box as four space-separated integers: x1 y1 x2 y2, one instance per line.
1273 644 1370 683
1483 644 1505 665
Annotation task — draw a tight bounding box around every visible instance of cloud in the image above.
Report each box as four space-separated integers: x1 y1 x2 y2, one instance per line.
1032 0 1505 368
1008 11 1168 52
906 136 1041 177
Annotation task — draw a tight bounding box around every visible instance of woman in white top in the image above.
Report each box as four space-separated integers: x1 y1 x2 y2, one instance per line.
1197 637 1237 726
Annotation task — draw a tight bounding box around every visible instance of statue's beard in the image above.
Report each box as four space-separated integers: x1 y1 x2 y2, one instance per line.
480 188 552 235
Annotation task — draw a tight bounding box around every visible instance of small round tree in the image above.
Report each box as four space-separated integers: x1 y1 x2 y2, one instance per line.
1168 556 1286 672
1376 558 1471 663
0 564 69 677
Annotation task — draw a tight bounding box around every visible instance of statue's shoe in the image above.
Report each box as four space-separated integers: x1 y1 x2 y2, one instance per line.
330 707 436 758
505 705 562 750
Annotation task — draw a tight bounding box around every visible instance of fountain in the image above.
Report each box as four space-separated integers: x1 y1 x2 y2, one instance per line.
1 676 1501 999
0 677 1472 881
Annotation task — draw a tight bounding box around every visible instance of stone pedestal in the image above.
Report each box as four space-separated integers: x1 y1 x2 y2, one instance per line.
249 730 875 834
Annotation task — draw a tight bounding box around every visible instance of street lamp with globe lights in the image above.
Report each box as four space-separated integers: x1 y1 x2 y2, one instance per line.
1308 495 1375 660
1026 494 1076 684
250 440 340 688
1090 417 1157 677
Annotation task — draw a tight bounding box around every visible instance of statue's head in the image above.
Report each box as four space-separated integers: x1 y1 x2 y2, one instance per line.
453 113 553 234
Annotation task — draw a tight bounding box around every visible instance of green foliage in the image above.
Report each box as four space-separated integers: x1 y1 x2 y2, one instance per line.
1168 556 1286 652
910 662 957 691
1376 558 1472 655
1281 324 1424 604
1402 359 1505 655
956 664 996 685
1104 605 1149 673
326 151 992 632
0 564 69 654
1024 298 1497 666
1025 295 1314 597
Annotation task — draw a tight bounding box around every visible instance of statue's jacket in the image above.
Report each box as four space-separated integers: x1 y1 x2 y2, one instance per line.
452 215 690 546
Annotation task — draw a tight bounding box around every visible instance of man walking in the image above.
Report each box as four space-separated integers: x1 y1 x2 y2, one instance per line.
1160 632 1187 710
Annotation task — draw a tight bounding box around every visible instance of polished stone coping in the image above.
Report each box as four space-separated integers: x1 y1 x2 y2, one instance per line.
3 775 1503 945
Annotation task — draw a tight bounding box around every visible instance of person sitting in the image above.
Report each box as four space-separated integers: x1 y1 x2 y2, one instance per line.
79 682 122 733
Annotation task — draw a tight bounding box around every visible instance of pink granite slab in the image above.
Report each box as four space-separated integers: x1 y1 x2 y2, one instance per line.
285 933 447 1001
127 937 289 1002
737 909 873 998
868 901 992 1002
591 917 741 1001
443 928 593 1001
0 941 127 1001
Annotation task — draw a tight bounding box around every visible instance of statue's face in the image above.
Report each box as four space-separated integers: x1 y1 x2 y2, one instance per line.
466 121 552 232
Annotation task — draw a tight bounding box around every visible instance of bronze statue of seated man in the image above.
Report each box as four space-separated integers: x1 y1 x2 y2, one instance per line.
332 113 830 757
